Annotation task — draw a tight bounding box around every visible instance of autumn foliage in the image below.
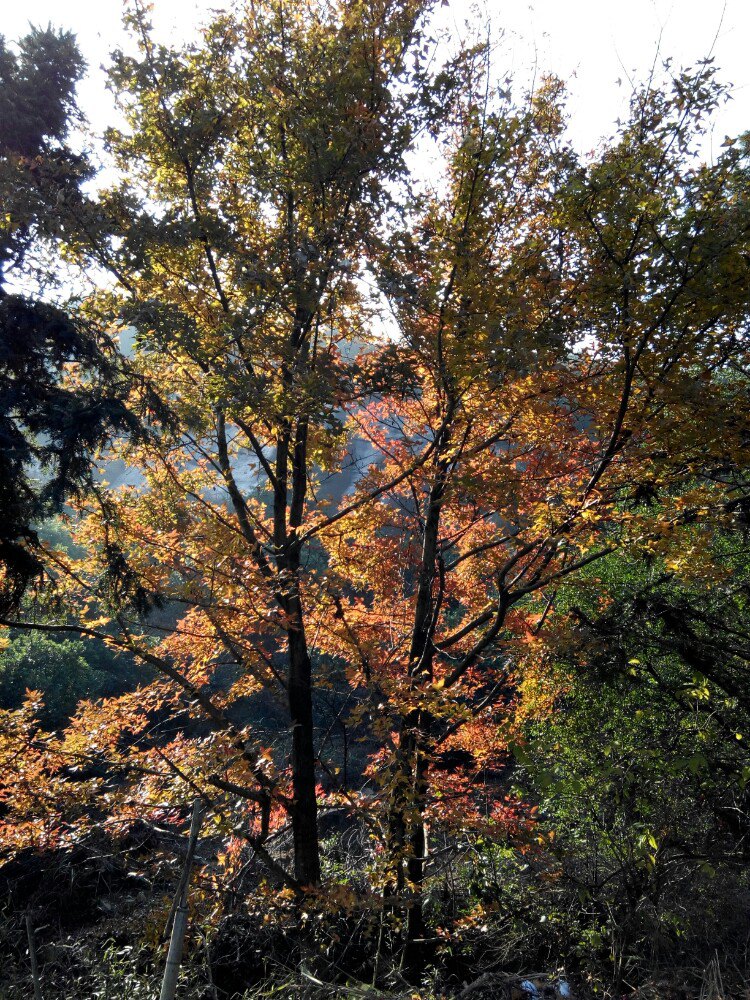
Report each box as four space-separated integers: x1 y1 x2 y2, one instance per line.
1 0 750 991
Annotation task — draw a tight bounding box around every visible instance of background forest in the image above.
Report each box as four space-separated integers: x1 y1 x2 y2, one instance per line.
1 2 750 997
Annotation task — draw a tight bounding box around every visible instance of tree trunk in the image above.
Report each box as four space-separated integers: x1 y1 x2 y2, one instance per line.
25 912 42 1000
394 450 451 962
288 613 321 886
405 731 429 948
395 716 430 975
160 800 204 1000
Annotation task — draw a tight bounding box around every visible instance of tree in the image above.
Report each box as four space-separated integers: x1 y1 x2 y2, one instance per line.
0 629 138 727
312 55 750 951
0 26 163 615
508 532 750 989
38 0 447 891
2 2 750 974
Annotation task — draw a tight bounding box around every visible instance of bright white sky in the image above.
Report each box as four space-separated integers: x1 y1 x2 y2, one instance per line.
1 0 748 157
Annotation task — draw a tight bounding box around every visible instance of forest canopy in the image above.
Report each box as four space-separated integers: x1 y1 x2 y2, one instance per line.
1 2 749 998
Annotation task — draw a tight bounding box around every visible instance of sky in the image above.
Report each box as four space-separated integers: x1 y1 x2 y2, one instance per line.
1 0 748 157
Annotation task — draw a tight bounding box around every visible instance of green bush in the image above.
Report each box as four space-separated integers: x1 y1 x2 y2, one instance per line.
0 631 138 727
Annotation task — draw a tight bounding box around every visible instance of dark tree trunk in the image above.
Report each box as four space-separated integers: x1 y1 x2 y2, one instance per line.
287 616 321 886
403 723 429 964
387 447 451 972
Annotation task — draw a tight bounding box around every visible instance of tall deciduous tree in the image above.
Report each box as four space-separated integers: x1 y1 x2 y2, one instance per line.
355 59 750 946
52 0 447 889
